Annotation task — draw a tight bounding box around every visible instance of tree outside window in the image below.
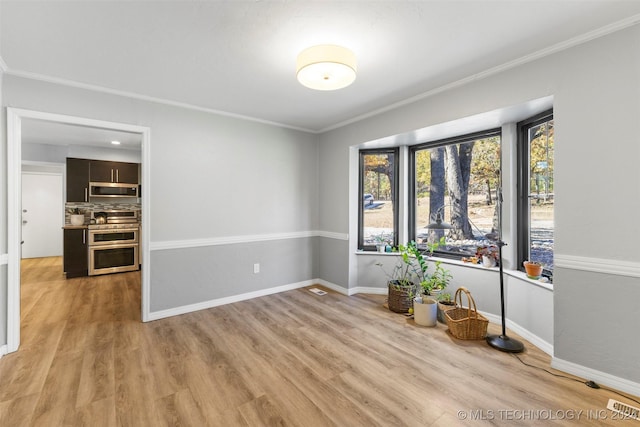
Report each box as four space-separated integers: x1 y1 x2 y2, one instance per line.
410 130 502 257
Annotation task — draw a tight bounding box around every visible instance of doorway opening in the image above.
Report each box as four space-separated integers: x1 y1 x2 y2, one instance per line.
7 108 151 354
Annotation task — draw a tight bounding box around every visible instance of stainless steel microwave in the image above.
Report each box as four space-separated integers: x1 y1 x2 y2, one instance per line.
89 182 138 198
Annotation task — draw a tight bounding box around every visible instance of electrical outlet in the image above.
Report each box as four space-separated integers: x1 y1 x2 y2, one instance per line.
253 263 260 274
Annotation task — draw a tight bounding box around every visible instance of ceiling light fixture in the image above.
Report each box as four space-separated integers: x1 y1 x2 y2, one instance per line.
296 44 357 91
111 140 121 145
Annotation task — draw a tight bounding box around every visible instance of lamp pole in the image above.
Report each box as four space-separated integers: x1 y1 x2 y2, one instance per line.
486 171 524 353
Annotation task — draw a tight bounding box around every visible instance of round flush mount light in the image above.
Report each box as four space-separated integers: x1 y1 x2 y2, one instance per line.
111 140 121 145
296 45 357 91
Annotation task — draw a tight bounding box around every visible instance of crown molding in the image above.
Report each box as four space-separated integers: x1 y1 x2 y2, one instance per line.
3 68 318 134
319 13 640 133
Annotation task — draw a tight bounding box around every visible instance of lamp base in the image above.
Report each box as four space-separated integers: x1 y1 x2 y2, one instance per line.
486 334 524 353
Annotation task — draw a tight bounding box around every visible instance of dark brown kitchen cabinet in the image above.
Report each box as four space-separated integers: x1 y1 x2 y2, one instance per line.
66 158 90 202
64 228 88 278
90 160 139 184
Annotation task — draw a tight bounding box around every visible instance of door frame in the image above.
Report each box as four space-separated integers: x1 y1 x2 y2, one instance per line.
7 107 152 353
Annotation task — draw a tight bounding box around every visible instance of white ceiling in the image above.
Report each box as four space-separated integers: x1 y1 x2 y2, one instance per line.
2 1 640 135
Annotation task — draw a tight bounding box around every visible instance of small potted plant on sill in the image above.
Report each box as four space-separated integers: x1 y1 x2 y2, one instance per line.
374 235 388 253
523 260 543 279
476 245 499 268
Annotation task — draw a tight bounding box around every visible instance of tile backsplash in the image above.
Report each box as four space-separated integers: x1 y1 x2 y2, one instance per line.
65 202 141 224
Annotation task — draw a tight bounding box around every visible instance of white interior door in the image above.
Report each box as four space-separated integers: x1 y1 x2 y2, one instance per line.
21 172 64 258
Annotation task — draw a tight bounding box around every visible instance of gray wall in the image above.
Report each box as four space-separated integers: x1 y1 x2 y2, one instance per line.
317 25 640 382
151 238 315 311
1 74 320 323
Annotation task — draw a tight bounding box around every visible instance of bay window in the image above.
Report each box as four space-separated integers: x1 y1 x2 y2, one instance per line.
517 110 554 278
358 148 399 250
409 129 502 258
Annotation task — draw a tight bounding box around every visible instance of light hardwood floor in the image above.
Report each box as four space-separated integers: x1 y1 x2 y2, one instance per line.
1 256 637 426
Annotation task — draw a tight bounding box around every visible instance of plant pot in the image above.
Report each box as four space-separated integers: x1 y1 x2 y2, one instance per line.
437 300 456 323
70 214 84 226
482 255 496 268
414 297 437 326
523 261 543 279
387 281 413 313
377 245 386 253
428 289 442 301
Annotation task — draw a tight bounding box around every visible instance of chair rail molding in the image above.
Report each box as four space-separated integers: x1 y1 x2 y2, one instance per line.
555 254 640 278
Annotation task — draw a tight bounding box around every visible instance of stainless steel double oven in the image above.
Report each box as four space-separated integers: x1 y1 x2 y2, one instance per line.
88 210 140 276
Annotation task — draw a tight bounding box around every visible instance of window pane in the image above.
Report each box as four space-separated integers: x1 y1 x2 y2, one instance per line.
361 151 396 248
413 134 501 258
527 119 554 272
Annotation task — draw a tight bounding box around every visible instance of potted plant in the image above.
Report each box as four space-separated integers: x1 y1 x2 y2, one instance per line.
436 292 455 323
523 260 543 279
377 241 426 313
374 235 388 253
476 245 499 268
413 295 438 326
70 207 84 226
420 260 452 301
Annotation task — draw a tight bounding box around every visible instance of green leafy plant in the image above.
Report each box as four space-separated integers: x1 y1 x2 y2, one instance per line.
420 260 452 296
376 238 448 295
438 292 453 303
376 241 427 298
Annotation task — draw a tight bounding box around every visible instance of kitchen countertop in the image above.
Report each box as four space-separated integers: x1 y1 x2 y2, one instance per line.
62 224 88 229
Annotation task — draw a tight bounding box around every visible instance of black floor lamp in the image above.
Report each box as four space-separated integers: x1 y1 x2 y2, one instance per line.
485 173 524 353
485 236 524 352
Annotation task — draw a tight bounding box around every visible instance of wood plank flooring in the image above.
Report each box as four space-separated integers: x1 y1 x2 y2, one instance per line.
1 256 637 426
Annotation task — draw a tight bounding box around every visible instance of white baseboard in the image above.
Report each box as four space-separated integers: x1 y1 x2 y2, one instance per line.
479 311 554 356
552 357 640 398
147 279 317 321
350 286 387 296
315 279 350 295
0 344 7 359
147 279 383 320
315 280 387 296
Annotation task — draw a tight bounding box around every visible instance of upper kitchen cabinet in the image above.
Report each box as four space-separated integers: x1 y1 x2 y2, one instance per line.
90 160 139 184
66 158 90 202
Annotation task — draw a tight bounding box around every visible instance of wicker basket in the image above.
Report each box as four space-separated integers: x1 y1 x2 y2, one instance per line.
445 287 488 340
387 281 413 313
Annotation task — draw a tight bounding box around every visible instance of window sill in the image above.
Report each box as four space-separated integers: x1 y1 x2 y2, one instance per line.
503 269 553 291
355 249 398 256
355 251 554 291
